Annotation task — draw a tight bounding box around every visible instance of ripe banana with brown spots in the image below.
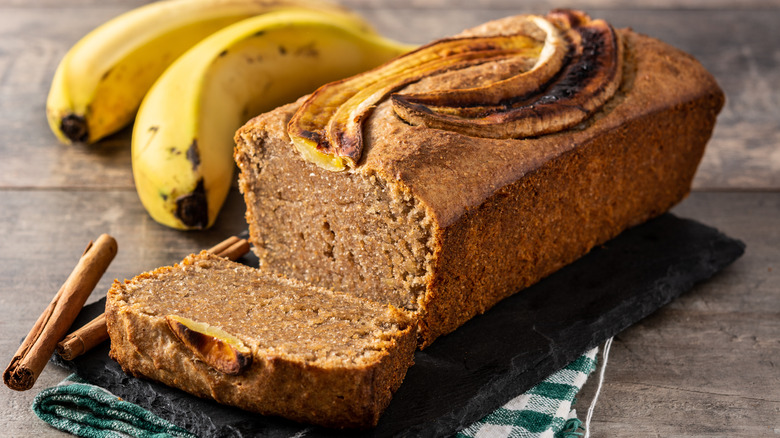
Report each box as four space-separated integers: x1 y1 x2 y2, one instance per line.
45 0 361 144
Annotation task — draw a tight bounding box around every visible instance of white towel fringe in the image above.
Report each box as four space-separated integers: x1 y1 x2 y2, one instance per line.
583 336 613 438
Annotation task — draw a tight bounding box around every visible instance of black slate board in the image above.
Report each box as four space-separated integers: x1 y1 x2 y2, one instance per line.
53 213 745 437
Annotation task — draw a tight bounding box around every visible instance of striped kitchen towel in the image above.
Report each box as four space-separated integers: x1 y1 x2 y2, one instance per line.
456 347 598 438
32 374 196 438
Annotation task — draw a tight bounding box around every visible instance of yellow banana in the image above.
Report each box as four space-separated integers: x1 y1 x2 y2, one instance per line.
132 9 414 230
46 0 360 144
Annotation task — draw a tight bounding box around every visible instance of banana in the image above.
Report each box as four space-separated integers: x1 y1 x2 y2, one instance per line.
46 0 361 144
132 9 413 230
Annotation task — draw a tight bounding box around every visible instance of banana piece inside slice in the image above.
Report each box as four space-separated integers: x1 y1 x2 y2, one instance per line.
166 314 252 376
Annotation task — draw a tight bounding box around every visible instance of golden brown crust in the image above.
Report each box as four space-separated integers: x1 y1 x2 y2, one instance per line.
359 30 722 229
234 20 724 348
409 30 724 344
105 253 416 429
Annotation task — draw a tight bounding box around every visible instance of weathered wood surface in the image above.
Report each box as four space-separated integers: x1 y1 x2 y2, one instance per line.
0 0 778 437
580 192 780 437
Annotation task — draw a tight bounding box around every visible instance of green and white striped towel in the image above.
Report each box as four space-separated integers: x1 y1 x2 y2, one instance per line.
457 347 598 438
33 349 597 438
32 374 196 438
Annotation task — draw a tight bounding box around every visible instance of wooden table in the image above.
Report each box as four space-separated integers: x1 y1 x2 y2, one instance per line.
1 1 778 436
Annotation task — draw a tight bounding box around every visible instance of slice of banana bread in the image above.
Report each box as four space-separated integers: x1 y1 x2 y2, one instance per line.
234 14 725 347
105 251 415 429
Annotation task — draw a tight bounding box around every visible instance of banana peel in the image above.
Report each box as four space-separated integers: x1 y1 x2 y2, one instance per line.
45 0 364 144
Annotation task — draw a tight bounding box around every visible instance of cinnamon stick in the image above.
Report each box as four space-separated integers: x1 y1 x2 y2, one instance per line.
207 235 241 256
55 313 108 361
4 234 118 391
55 235 250 361
215 238 251 262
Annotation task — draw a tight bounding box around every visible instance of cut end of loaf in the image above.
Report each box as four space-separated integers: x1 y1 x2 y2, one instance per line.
235 114 438 317
109 252 414 366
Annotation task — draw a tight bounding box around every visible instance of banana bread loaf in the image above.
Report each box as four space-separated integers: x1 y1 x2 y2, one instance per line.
105 251 416 429
234 13 725 347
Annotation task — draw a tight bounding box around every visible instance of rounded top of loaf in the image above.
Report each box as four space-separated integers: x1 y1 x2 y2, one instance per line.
237 17 724 229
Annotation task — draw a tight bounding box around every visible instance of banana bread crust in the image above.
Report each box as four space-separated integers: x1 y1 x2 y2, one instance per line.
105 252 416 429
235 22 724 347
407 31 724 341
